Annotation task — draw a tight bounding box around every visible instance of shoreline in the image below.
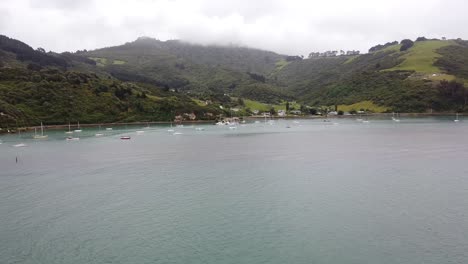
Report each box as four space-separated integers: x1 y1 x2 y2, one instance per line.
247 112 463 119
1 120 215 134
1 113 464 134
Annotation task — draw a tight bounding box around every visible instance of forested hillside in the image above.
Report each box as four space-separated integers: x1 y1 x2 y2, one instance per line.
1 34 468 128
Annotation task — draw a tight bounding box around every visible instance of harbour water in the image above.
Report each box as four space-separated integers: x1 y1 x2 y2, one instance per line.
1 117 467 264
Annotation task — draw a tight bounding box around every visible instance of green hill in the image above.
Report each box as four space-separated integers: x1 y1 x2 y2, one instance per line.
1 35 468 129
82 37 289 102
273 38 468 112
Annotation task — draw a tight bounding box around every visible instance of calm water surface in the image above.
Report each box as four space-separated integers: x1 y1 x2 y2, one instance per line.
1 118 468 264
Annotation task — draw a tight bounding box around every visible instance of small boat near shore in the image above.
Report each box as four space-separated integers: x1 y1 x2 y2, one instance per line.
66 136 80 141
33 122 48 139
65 122 73 134
74 122 82 132
120 136 131 140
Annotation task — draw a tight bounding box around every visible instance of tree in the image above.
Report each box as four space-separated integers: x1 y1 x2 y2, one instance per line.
300 104 306 113
237 97 245 106
286 101 290 112
400 39 414 51
309 108 318 115
338 110 344 115
269 107 276 115
416 36 428 42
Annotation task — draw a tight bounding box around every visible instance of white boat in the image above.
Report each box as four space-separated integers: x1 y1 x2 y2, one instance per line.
33 122 48 139
95 125 104 137
136 130 145 134
454 113 460 122
120 136 131 140
229 126 237 130
392 112 400 122
173 132 183 135
74 121 82 132
65 122 73 134
356 113 364 122
13 143 27 147
106 127 113 131
168 122 175 132
66 136 80 141
195 127 205 131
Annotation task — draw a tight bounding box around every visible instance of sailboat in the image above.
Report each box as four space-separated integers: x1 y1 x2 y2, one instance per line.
356 113 364 122
167 121 175 132
74 121 82 132
454 113 460 122
65 122 73 134
33 122 48 139
14 127 27 147
95 125 104 137
392 112 400 122
362 114 370 123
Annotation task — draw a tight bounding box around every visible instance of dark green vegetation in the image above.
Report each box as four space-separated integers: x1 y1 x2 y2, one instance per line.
0 67 224 128
1 34 468 128
435 39 468 79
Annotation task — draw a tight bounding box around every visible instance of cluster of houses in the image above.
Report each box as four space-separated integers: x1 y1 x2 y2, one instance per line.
308 50 360 58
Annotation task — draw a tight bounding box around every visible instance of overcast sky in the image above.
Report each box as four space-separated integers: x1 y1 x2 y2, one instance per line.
1 0 467 55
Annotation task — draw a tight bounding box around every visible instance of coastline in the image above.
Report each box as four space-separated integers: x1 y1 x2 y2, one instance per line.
1 112 464 134
1 120 215 134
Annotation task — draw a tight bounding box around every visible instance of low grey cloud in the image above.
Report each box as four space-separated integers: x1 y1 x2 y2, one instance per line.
1 0 467 55
28 0 94 10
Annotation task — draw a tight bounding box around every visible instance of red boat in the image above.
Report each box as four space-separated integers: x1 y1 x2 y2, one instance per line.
120 136 131 140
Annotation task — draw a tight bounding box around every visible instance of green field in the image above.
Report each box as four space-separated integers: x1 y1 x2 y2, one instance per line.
381 44 402 53
113 59 126 65
243 99 301 112
274 59 290 70
89 57 108 67
388 40 456 73
343 56 358 64
338 101 389 113
192 98 207 106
